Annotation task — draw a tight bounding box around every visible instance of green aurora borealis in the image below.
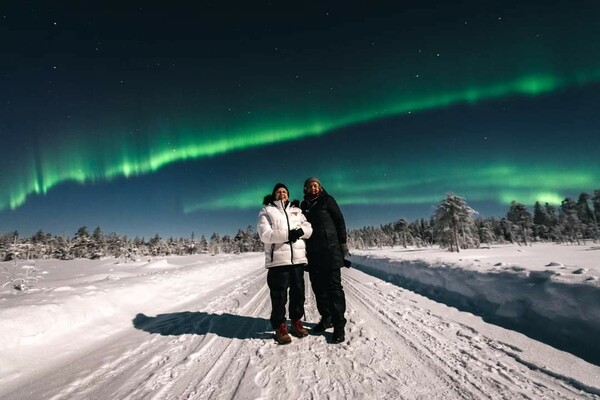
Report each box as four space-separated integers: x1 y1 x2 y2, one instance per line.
1 1 600 237
3 69 600 213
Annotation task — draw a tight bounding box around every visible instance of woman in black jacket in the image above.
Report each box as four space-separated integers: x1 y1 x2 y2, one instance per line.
300 177 348 344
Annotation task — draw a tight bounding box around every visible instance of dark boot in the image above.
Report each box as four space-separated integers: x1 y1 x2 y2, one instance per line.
331 327 345 344
274 323 292 345
312 319 333 333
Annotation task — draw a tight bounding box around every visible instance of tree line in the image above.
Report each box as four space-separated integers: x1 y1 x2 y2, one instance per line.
1 189 599 260
0 225 263 261
348 189 600 252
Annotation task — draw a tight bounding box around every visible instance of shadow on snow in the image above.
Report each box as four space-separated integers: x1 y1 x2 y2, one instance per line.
132 311 273 339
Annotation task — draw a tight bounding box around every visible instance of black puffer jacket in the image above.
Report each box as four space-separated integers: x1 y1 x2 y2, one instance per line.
301 189 347 269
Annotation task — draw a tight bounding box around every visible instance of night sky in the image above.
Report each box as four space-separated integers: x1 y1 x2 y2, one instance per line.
1 1 599 239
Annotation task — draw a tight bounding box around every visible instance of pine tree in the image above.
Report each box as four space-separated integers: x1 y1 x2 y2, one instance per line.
577 192 600 241
199 235 209 254
507 201 533 246
533 201 551 241
221 235 233 253
476 218 496 245
560 198 582 244
591 189 600 241
106 232 128 259
72 226 91 258
30 230 50 259
53 236 73 260
90 226 106 259
545 203 559 227
149 234 162 256
393 218 414 248
433 193 478 252
209 233 221 254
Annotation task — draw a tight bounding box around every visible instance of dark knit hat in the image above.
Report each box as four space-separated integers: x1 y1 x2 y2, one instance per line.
272 183 289 197
303 177 322 188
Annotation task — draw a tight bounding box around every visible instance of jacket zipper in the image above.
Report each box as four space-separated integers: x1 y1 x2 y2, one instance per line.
281 200 294 264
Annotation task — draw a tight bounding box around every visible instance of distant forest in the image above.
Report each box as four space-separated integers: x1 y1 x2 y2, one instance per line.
1 189 599 261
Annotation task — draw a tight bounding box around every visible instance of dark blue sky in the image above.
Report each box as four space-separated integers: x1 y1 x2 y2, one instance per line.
1 1 599 238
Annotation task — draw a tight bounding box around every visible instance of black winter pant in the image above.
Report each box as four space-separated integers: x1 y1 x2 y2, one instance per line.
309 267 346 329
267 265 306 329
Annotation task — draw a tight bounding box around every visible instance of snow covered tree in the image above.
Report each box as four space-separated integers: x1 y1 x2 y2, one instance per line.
1 231 19 261
506 201 533 246
28 230 48 259
393 218 414 248
52 236 73 260
149 234 164 256
209 233 222 255
380 223 395 247
220 235 234 253
133 237 147 256
71 226 92 258
591 189 600 241
433 193 478 252
234 226 260 253
198 235 209 254
559 198 583 244
532 201 552 241
576 193 599 241
593 189 600 220
476 219 497 245
106 233 132 259
90 226 106 259
413 218 434 247
347 230 366 249
166 237 179 255
185 232 198 255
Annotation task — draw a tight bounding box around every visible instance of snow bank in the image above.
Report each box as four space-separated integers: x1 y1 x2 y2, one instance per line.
350 243 600 364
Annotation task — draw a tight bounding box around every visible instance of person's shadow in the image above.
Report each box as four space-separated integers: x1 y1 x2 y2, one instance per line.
133 311 273 340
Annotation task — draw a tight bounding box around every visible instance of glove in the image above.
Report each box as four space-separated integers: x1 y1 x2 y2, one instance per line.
288 228 304 243
341 243 349 258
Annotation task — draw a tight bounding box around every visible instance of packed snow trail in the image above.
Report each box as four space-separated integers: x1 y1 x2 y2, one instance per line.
3 258 599 399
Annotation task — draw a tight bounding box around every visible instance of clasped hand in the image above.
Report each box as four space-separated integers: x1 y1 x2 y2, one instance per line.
287 228 304 243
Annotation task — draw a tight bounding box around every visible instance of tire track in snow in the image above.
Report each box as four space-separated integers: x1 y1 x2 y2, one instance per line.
9 260 598 400
342 268 597 399
36 266 273 400
119 270 272 400
242 270 461 399
168 273 273 400
342 270 473 399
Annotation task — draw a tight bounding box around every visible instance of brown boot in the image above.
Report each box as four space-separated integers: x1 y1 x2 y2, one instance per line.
290 319 308 338
274 323 292 345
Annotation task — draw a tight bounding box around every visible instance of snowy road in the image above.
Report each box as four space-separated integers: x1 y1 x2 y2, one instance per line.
2 255 599 399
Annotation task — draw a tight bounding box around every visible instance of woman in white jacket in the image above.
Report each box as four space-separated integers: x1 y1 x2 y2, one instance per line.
257 183 313 344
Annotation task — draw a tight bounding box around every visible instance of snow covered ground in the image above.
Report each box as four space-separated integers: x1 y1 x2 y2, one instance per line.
351 242 600 366
1 244 599 399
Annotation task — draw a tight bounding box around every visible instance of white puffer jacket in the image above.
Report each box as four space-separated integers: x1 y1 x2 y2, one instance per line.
257 199 313 268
